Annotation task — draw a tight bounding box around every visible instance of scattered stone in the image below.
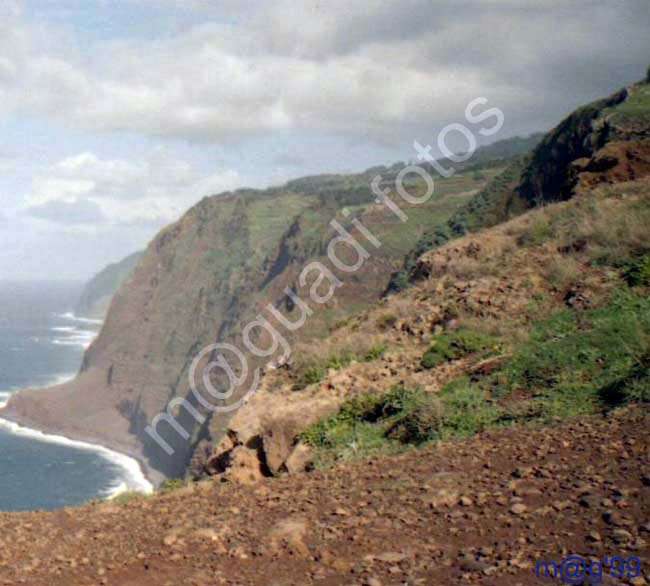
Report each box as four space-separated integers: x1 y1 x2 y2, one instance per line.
510 504 527 515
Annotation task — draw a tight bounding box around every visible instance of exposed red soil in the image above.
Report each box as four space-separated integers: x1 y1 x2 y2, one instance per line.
0 407 648 585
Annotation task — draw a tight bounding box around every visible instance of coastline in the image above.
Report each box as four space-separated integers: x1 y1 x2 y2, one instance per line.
0 405 155 497
0 308 158 498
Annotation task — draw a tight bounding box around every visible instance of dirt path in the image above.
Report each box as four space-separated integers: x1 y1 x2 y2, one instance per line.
0 408 648 585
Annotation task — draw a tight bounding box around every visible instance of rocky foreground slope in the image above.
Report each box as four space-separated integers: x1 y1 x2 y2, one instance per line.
0 407 647 585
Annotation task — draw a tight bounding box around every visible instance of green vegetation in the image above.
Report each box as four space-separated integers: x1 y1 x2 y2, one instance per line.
492 292 650 416
159 478 186 492
300 384 506 468
303 291 650 469
108 491 149 505
293 350 355 389
516 215 555 247
607 81 650 128
296 365 327 388
363 344 387 362
376 312 398 330
294 344 390 389
387 157 531 293
623 255 650 287
421 329 500 369
511 187 650 272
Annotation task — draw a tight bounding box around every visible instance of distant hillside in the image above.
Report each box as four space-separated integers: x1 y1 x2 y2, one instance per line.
387 77 650 292
75 252 143 318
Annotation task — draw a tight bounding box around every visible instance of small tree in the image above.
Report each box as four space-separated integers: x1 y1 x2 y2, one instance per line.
646 64 650 83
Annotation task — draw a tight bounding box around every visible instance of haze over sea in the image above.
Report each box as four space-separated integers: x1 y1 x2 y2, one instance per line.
0 281 150 511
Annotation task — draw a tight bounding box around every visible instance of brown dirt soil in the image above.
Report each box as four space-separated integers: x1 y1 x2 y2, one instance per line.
0 406 648 585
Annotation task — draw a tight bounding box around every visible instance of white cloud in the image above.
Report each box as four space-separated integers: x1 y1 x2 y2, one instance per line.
25 150 241 226
3 0 646 146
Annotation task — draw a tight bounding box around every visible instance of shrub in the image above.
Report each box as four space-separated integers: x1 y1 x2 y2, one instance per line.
386 393 445 444
301 384 506 468
293 350 354 389
364 344 386 362
433 378 506 439
295 365 327 389
324 350 354 370
421 329 500 369
111 491 148 505
623 255 650 287
544 255 580 291
160 478 186 492
599 352 650 405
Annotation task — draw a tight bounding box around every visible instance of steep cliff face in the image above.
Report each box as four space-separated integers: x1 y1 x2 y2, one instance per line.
3 164 496 482
75 252 142 318
516 80 650 206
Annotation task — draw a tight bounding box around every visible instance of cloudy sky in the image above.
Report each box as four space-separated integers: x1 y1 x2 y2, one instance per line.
1 0 648 280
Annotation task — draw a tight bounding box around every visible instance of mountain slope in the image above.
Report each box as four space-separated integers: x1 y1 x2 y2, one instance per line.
2 158 507 482
200 172 650 481
75 252 143 319
388 78 650 292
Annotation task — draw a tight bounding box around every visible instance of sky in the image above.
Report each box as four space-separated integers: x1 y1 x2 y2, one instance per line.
1 0 649 281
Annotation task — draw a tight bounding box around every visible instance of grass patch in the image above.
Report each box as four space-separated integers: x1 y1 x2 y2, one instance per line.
376 312 398 331
489 291 650 418
300 384 506 468
302 292 650 470
623 255 650 287
607 82 650 127
108 491 149 505
516 215 555 247
159 478 187 493
292 344 387 390
293 350 355 389
363 344 387 362
421 329 501 369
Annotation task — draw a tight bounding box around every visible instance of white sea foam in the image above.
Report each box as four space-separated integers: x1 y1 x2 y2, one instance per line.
51 331 96 349
0 417 153 494
51 316 100 349
57 312 104 326
0 312 151 499
45 372 77 386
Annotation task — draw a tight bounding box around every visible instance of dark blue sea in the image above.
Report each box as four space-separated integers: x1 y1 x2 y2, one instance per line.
0 281 151 512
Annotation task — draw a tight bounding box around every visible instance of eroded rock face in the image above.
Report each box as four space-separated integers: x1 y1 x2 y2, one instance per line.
202 383 340 482
515 88 629 206
570 140 650 194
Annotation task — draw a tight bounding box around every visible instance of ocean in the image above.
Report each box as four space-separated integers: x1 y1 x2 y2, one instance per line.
0 281 151 512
